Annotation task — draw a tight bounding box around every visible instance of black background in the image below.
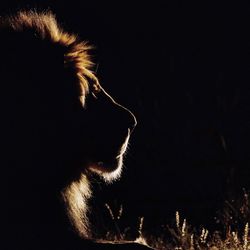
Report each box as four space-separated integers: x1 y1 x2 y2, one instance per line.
1 0 250 236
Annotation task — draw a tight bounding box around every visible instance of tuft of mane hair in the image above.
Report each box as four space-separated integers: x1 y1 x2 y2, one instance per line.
0 9 100 105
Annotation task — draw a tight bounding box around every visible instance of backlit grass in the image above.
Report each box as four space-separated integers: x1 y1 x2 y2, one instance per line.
93 191 250 249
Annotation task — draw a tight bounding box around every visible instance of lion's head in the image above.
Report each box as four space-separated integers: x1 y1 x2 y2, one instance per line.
0 10 136 245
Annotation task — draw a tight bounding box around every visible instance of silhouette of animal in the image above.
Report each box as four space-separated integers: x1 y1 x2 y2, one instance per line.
0 9 153 250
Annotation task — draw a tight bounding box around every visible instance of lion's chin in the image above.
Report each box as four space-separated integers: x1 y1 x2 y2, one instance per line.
87 132 130 183
88 156 123 183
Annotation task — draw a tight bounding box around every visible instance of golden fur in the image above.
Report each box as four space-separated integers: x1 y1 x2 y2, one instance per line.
0 9 138 248
1 10 100 105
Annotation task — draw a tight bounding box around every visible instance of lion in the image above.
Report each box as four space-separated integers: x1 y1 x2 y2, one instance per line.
0 9 153 250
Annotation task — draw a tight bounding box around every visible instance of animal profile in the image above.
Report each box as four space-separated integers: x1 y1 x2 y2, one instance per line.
0 9 154 250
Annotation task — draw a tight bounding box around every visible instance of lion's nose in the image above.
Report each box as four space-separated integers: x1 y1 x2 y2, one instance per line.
127 108 137 133
98 86 137 133
118 104 137 134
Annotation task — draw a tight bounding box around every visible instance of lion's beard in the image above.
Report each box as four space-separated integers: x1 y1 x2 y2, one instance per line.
60 139 128 239
61 173 92 239
61 167 123 239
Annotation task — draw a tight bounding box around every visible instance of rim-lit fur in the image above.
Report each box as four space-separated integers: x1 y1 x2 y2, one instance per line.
0 10 100 105
0 10 97 239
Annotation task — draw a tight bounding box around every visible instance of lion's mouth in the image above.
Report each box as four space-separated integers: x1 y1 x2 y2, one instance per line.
116 131 130 159
87 129 131 180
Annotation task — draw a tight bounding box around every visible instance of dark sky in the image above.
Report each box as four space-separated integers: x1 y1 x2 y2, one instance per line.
2 0 250 234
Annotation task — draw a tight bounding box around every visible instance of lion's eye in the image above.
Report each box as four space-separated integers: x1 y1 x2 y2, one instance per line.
85 73 102 99
91 83 101 99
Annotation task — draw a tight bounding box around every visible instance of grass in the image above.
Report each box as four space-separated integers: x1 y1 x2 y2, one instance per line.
92 190 250 249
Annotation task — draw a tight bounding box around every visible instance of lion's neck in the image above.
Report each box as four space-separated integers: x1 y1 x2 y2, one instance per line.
4 191 84 250
2 144 92 248
3 171 84 249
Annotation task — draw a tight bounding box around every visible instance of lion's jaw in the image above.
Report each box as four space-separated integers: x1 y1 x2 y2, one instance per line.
61 131 130 239
87 129 131 183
